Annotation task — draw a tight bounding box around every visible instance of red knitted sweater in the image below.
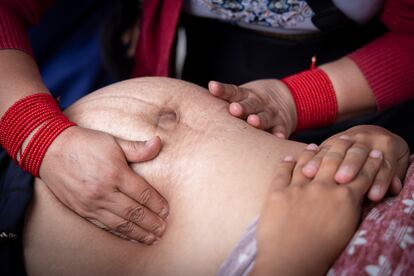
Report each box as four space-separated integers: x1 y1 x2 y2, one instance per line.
0 0 413 110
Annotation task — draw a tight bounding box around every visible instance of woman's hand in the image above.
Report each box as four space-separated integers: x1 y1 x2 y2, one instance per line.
252 138 383 275
39 126 169 245
208 79 297 139
302 125 410 201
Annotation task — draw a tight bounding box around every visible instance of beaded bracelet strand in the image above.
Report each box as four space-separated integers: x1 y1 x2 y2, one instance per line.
282 68 338 132
0 94 76 176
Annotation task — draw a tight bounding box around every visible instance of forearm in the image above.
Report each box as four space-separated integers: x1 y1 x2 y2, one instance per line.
0 49 50 116
319 57 376 122
285 0 414 131
0 0 53 114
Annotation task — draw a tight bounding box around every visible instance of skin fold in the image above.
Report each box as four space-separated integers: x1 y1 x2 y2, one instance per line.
23 77 408 275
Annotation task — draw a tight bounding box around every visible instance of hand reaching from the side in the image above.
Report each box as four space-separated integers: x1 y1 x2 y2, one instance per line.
39 126 169 245
209 79 297 138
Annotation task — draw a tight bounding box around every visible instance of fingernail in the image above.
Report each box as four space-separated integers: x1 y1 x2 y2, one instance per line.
143 234 156 245
369 149 383 159
275 132 285 139
370 184 381 198
337 165 352 178
283 155 294 162
339 135 350 140
306 143 319 151
303 162 317 174
129 239 139 244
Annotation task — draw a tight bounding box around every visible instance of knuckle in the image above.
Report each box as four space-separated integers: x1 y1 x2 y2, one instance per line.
127 141 141 154
116 220 135 235
230 85 239 96
358 168 375 182
103 167 120 182
334 137 353 147
85 183 105 201
325 151 344 161
379 134 393 146
139 188 152 205
349 144 369 155
125 205 146 224
309 182 326 193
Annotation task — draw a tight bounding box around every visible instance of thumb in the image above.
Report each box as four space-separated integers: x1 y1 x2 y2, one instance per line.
117 136 162 163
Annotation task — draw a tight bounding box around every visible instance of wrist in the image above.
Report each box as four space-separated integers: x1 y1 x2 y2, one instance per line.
274 80 298 134
0 94 76 176
282 68 337 132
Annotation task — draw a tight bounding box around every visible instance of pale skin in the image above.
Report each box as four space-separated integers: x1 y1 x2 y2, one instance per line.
23 78 409 275
208 57 407 201
0 49 169 244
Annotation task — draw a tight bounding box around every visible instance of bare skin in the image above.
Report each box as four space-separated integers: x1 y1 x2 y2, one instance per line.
0 50 168 243
252 138 384 275
24 77 306 275
23 78 407 275
208 57 375 138
302 125 410 201
208 58 408 202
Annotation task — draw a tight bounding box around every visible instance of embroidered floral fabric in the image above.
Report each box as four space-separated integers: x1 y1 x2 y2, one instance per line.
201 0 313 28
330 156 414 275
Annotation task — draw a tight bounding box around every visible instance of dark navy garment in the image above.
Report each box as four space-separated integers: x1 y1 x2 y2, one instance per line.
181 14 414 151
0 149 33 276
29 0 114 109
1 1 115 275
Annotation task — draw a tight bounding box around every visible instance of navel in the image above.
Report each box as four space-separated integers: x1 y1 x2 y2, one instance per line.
156 107 180 131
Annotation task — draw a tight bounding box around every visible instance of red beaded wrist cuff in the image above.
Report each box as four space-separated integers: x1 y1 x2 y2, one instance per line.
0 94 76 176
282 68 338 132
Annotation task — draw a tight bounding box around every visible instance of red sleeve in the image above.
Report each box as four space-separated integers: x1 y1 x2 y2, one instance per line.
0 0 54 55
348 0 414 111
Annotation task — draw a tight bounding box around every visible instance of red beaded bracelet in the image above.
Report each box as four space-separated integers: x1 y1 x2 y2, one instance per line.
282 68 338 132
0 94 76 176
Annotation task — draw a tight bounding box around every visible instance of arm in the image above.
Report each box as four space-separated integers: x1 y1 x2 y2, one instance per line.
0 1 169 244
209 0 414 136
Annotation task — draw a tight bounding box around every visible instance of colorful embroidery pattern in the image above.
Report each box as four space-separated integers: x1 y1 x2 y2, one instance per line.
202 0 313 28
